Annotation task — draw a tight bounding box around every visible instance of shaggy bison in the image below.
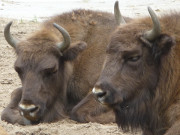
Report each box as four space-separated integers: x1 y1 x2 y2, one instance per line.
1 2 129 125
93 7 180 135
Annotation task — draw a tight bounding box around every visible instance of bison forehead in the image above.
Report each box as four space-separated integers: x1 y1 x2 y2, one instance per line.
16 45 60 62
107 20 152 53
108 31 141 53
15 53 59 73
16 39 61 62
16 29 60 52
111 16 154 42
17 41 58 54
107 41 140 54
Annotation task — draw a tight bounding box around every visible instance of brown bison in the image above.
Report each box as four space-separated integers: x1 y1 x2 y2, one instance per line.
93 7 180 135
1 2 130 125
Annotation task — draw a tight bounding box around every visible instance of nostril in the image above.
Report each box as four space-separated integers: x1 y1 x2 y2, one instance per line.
92 87 107 98
92 87 108 104
96 91 107 98
29 106 39 113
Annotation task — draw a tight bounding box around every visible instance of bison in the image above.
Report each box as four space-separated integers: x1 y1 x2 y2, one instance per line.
1 2 130 125
93 7 180 135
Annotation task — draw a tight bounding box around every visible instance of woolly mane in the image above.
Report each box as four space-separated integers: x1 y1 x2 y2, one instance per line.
112 12 180 135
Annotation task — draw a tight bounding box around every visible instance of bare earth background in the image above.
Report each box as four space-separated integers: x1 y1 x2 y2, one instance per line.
0 0 180 135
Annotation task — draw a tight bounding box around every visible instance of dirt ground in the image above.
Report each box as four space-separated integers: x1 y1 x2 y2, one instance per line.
0 17 142 135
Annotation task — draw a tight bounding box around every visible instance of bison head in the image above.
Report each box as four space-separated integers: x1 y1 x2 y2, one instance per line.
4 22 87 124
92 7 175 130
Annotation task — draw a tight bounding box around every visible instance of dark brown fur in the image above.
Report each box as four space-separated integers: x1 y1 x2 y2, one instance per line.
1 9 131 125
94 12 180 135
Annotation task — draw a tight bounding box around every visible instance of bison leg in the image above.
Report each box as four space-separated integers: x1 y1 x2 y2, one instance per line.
1 88 31 125
70 92 115 123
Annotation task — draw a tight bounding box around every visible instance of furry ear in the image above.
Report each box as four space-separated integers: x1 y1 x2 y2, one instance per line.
62 41 87 61
152 34 175 59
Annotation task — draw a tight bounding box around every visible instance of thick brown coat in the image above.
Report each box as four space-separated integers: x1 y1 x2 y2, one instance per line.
94 11 180 135
1 9 129 125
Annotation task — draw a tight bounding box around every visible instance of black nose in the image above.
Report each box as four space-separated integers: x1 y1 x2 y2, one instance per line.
92 87 108 103
92 87 106 97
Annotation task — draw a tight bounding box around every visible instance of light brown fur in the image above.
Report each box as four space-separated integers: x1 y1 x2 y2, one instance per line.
1 9 131 125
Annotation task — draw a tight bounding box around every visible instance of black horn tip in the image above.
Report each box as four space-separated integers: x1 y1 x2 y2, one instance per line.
147 6 156 17
8 21 13 25
114 0 126 25
53 23 71 52
53 23 60 30
4 21 19 48
115 1 119 6
53 23 67 34
114 1 119 11
147 6 152 12
5 21 13 30
144 6 161 41
53 23 63 30
53 23 58 27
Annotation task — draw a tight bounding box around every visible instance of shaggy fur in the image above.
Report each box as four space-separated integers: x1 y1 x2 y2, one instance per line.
1 9 131 125
94 12 180 135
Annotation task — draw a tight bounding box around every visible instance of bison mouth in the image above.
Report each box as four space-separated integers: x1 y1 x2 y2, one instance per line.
93 87 138 112
19 104 42 124
92 83 124 106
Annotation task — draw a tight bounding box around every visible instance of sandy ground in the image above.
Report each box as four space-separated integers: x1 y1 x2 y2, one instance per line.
0 0 180 135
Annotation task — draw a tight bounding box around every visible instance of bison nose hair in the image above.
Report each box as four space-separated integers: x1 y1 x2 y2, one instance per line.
92 87 107 103
19 103 39 116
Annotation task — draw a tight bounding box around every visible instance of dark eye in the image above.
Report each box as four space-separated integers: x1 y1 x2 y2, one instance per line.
15 66 24 79
15 67 23 75
127 55 141 62
43 67 57 77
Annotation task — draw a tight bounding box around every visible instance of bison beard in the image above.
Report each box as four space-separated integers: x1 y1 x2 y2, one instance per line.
113 91 160 133
113 33 177 135
93 7 180 135
97 79 161 133
118 34 177 131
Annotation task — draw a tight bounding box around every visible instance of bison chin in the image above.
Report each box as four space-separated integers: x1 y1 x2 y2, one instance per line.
18 97 67 124
93 84 159 133
111 90 160 133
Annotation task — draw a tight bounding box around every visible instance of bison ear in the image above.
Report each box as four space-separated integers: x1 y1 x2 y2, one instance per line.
62 41 87 61
152 34 175 59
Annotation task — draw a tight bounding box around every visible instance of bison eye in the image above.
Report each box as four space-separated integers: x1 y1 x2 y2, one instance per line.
43 67 57 77
15 66 23 75
127 55 141 62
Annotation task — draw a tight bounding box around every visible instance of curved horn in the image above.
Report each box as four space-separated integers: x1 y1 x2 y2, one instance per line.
4 21 19 48
53 23 71 52
114 1 126 25
144 7 161 41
